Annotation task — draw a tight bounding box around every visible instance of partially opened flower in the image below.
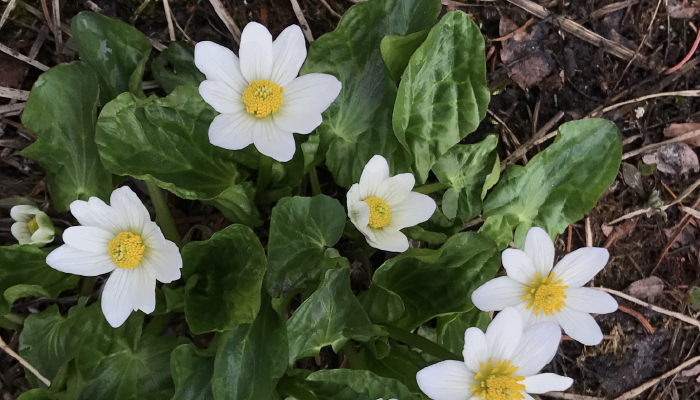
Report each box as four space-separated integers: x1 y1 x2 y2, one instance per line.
347 155 436 253
46 186 182 328
471 227 617 345
194 22 342 162
10 205 55 246
417 307 573 400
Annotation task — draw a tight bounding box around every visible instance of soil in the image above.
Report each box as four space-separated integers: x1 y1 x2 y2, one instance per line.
1 0 700 399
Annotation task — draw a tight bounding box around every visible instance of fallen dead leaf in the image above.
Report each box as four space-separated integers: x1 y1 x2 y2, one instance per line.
642 143 700 175
627 276 664 300
667 0 700 19
498 16 555 89
664 122 700 146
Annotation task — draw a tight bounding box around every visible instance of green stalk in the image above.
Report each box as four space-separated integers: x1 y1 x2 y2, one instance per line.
413 182 451 195
308 167 321 196
382 325 461 361
257 154 273 197
341 341 365 369
79 277 96 298
145 180 182 248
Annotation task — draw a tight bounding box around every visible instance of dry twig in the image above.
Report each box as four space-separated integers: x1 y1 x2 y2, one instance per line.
319 0 342 18
590 0 640 19
0 0 18 30
0 336 51 387
0 42 49 71
208 0 241 44
163 0 176 42
622 127 700 160
52 0 62 53
618 304 654 334
596 287 700 328
501 111 564 168
614 355 700 400
290 0 314 42
0 87 30 101
542 392 605 400
592 90 700 117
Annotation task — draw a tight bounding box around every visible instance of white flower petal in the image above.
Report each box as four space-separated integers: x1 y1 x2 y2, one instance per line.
463 327 489 374
346 183 363 209
62 226 113 254
252 121 296 162
141 221 167 250
416 360 475 400
510 321 561 376
194 41 247 91
110 187 151 235
368 229 409 253
349 200 370 228
272 106 322 135
46 245 116 276
565 287 618 314
471 276 525 312
135 266 157 314
31 226 55 245
10 205 38 222
485 307 522 361
101 268 138 328
523 227 555 276
521 373 573 393
70 197 126 234
208 110 256 151
359 155 390 199
143 240 182 284
357 224 378 245
502 249 538 285
554 307 603 345
284 73 341 113
199 81 244 114
374 174 414 206
552 247 610 288
270 25 306 86
385 192 436 233
239 22 273 82
11 222 31 244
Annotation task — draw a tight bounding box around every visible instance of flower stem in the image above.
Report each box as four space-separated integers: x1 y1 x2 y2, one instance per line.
256 154 273 198
413 182 451 195
145 179 182 249
308 167 321 196
381 324 461 361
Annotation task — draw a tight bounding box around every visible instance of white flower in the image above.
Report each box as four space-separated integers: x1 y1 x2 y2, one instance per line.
46 186 182 328
10 205 55 246
416 307 573 400
471 227 617 345
347 155 436 253
194 22 342 162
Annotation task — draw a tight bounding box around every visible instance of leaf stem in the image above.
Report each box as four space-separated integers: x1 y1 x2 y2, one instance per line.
341 341 365 369
382 324 461 361
145 179 182 248
413 182 450 195
256 154 273 199
79 277 96 298
308 167 321 196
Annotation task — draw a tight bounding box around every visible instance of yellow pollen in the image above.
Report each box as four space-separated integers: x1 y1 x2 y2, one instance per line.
364 196 391 228
27 217 39 235
521 272 568 316
108 232 146 269
242 79 284 118
470 359 526 400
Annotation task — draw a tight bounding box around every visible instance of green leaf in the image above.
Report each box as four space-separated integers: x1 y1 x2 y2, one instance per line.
403 225 448 245
477 214 518 249
171 344 215 400
71 12 151 105
211 293 288 400
482 119 622 249
432 135 498 221
689 288 700 309
393 11 489 183
153 285 185 315
437 307 491 355
306 370 412 400
204 182 262 227
0 245 78 315
380 30 430 83
373 232 500 330
16 389 57 400
301 0 441 187
287 268 376 364
637 160 657 176
182 224 267 334
359 284 405 325
152 42 205 94
356 343 429 394
267 196 346 297
95 85 248 200
21 62 112 211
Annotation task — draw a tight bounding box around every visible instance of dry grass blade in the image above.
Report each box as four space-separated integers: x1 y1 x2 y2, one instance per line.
0 336 51 387
52 0 62 52
319 0 342 18
0 42 49 71
596 287 700 328
0 87 30 101
590 0 640 19
0 103 26 115
0 0 19 30
163 0 176 42
594 90 700 117
501 111 564 168
622 128 700 160
542 392 606 400
618 304 654 334
290 0 314 42
208 0 241 44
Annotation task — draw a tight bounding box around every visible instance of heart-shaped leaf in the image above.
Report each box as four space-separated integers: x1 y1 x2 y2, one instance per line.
171 344 215 400
152 42 204 94
306 370 413 400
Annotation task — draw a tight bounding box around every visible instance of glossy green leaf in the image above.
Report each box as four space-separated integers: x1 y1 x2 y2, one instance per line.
287 268 376 363
306 370 412 400
0 245 78 315
21 62 112 211
403 225 448 245
437 307 491 355
301 0 441 187
211 293 287 400
359 284 405 325
381 30 430 83
71 11 151 105
393 11 489 183
432 135 498 221
95 85 248 200
356 344 428 394
482 119 622 249
182 224 266 334
373 232 500 330
152 42 204 94
267 195 346 297
204 182 261 227
153 286 185 315
171 344 215 400
16 389 57 400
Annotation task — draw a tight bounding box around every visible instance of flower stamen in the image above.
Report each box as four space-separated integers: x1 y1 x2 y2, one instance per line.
27 217 39 235
364 196 391 228
242 79 284 118
109 232 146 269
521 272 568 316
470 359 526 400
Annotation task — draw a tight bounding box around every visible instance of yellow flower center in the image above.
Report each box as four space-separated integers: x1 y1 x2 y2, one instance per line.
242 79 284 118
27 217 39 235
364 196 391 228
108 232 146 269
521 272 568 316
471 359 526 400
